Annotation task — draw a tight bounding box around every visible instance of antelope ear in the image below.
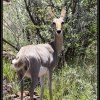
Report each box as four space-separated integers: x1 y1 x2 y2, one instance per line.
60 6 66 19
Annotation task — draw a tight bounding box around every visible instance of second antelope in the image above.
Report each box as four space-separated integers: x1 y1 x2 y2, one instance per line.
12 6 66 100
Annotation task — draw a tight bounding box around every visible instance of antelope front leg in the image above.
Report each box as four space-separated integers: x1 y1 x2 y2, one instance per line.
40 76 44 100
48 69 53 100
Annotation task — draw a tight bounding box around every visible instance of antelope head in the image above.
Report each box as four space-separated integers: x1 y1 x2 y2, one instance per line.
50 6 66 35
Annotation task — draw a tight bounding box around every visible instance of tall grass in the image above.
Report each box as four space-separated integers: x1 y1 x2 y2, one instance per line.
3 60 20 94
3 59 97 100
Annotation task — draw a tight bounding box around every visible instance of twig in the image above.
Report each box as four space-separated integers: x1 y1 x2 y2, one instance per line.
72 0 77 14
3 38 19 51
3 19 18 43
24 0 46 43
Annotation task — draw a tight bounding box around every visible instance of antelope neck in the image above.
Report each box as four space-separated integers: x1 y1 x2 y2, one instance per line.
54 33 63 54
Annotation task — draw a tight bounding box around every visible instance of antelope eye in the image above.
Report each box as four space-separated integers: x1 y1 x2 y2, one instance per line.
52 22 55 25
61 22 64 24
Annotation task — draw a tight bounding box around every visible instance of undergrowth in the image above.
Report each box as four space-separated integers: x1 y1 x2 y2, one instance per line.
3 60 97 100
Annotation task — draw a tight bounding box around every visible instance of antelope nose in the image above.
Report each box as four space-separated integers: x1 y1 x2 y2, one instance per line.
57 30 61 34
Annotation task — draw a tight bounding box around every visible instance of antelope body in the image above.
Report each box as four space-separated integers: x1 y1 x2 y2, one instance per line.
12 43 55 77
12 6 66 100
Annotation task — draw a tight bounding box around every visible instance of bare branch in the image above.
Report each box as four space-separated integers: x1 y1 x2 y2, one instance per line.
72 0 77 14
24 0 46 43
24 0 37 25
3 19 18 43
35 28 45 43
3 38 19 51
3 0 10 2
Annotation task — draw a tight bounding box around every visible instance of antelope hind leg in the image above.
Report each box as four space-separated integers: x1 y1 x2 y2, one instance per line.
17 70 24 100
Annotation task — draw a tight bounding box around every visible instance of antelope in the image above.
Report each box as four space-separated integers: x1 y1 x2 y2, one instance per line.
12 6 66 100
